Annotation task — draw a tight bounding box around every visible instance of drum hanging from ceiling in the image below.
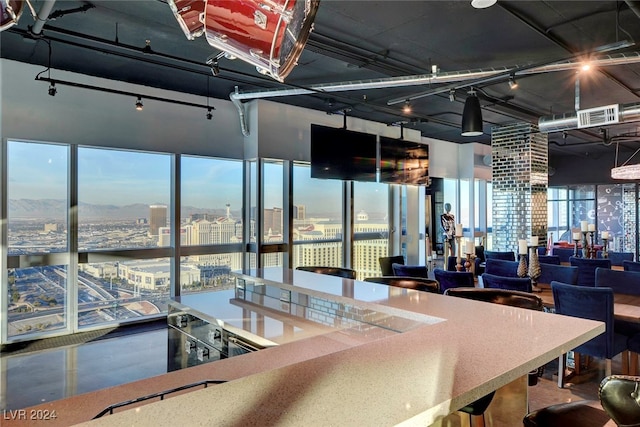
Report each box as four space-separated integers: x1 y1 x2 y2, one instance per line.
168 0 206 40
0 0 24 32
203 0 320 82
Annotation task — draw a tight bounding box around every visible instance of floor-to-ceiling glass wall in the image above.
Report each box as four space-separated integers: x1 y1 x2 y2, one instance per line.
353 181 389 279
179 155 244 294
6 141 69 339
77 147 172 329
291 163 344 270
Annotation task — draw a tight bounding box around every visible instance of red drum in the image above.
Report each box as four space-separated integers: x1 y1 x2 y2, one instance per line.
203 0 320 81
168 0 206 40
0 0 23 32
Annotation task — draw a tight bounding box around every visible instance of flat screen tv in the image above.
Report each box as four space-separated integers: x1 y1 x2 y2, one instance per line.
379 137 429 185
310 124 377 182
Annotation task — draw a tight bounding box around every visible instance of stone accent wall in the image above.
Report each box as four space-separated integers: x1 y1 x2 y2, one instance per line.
491 123 548 253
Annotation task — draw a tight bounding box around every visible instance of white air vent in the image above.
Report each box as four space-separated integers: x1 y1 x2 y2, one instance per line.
576 104 619 128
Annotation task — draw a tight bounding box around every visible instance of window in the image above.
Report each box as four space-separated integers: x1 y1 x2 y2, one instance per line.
292 163 343 269
353 181 389 279
6 141 69 338
77 147 171 329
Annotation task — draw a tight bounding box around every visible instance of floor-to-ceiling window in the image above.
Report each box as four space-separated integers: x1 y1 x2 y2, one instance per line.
292 163 344 270
353 181 389 279
6 141 69 339
179 155 244 294
77 147 172 329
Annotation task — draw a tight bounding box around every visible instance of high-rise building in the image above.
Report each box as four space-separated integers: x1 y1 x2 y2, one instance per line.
149 205 167 237
263 207 283 235
293 205 306 220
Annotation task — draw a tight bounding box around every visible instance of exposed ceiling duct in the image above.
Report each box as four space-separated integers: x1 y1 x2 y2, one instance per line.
538 102 640 133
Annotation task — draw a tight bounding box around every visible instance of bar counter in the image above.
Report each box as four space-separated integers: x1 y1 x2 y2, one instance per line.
10 269 605 427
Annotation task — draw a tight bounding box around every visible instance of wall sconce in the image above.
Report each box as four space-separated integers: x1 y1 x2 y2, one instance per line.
135 96 143 111
461 90 483 136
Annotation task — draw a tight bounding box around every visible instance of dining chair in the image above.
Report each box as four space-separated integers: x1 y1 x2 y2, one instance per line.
551 281 629 388
364 276 439 293
444 287 543 427
444 287 543 310
569 256 612 287
523 375 640 426
536 246 547 256
379 255 405 276
446 256 458 272
623 260 640 272
484 258 519 277
537 255 561 265
433 268 474 294
484 250 516 261
596 251 634 267
480 273 532 292
295 266 357 279
391 263 429 278
551 247 575 263
474 246 486 276
597 268 640 374
537 263 578 285
595 268 640 295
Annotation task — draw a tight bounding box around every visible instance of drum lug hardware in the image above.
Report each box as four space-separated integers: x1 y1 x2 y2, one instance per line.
254 9 267 30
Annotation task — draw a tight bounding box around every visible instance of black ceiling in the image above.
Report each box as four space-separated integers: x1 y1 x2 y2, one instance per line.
3 0 640 161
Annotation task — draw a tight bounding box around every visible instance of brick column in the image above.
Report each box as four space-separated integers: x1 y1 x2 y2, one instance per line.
491 123 548 253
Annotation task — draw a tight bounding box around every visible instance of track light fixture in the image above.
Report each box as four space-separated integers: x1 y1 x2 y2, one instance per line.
206 107 214 120
449 89 455 102
48 82 57 96
135 96 143 111
508 75 518 90
461 89 483 137
402 100 412 114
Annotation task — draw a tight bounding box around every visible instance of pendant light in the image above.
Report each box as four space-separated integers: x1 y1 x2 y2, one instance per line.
461 89 483 136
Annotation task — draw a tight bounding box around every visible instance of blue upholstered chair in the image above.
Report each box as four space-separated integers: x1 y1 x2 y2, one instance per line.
446 256 458 272
596 251 634 267
537 255 561 265
536 246 547 256
623 260 640 272
552 247 576 263
569 256 612 287
379 255 404 276
537 263 578 285
595 268 640 341
392 263 429 278
595 268 640 296
551 281 628 388
484 258 519 277
433 268 474 294
480 273 532 292
364 276 439 294
296 266 357 279
484 250 515 261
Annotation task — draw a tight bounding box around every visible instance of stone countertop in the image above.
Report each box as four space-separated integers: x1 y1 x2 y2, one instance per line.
71 269 603 427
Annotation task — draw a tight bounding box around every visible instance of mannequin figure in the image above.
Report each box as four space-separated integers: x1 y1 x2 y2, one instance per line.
441 203 456 258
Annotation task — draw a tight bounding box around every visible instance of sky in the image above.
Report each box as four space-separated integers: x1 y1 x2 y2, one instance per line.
7 141 389 215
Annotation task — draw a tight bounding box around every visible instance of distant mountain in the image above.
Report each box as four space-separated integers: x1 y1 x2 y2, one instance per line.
8 199 240 221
